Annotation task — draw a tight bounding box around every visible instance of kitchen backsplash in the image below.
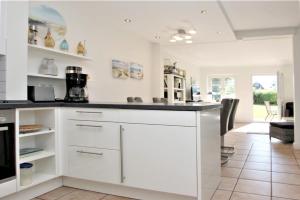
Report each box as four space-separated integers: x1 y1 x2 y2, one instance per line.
0 55 6 99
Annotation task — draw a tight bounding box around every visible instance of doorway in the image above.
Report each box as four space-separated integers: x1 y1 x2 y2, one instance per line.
252 75 279 122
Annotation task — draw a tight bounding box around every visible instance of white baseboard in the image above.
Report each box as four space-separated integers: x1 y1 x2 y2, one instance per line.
293 142 300 150
0 178 63 200
63 177 196 200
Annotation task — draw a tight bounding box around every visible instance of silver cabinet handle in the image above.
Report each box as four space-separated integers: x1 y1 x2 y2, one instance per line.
76 124 103 128
120 125 125 183
77 150 103 156
76 111 103 114
0 127 8 132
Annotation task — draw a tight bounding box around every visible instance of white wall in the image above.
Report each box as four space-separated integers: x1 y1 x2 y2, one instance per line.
198 65 294 123
293 28 300 149
28 2 156 102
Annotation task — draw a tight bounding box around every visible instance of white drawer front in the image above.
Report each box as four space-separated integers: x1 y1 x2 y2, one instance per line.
63 108 120 122
66 120 120 150
120 110 196 126
67 146 120 184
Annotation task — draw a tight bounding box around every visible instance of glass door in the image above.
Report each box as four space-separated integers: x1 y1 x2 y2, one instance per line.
208 76 236 102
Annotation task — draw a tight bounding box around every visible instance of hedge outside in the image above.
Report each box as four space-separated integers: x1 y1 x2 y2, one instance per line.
253 90 277 105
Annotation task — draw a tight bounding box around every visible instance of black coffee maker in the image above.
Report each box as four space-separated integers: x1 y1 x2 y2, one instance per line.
64 66 89 102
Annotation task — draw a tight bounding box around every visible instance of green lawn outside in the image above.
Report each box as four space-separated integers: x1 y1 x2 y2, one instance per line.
253 104 279 121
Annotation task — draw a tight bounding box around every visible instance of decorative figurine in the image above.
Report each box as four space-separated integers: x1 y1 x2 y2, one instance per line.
44 29 55 48
28 24 38 45
77 41 87 56
60 39 69 51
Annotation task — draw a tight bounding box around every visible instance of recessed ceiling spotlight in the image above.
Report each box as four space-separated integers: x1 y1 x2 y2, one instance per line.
155 35 160 39
200 10 207 14
188 29 197 35
124 18 132 23
216 31 222 35
186 40 193 44
169 39 176 43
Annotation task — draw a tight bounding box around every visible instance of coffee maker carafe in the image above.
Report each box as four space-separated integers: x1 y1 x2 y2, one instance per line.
64 66 89 102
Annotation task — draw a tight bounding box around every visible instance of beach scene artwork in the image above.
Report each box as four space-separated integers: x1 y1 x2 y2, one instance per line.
130 63 144 80
29 5 67 45
112 59 129 79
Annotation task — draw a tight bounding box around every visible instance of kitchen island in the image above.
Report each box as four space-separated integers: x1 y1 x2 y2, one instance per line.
0 102 221 200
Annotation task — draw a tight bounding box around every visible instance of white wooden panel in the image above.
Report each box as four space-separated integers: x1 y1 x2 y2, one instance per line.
120 110 196 126
67 146 120 184
122 124 197 197
66 120 120 150
62 108 120 122
0 179 17 198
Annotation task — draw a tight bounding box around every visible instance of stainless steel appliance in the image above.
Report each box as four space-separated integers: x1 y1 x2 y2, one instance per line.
28 85 55 102
64 66 88 102
0 117 15 183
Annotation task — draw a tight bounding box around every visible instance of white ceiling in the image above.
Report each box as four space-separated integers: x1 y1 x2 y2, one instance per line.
162 37 293 68
221 1 300 30
77 1 299 67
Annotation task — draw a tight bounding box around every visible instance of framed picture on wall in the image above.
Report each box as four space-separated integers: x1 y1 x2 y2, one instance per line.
129 62 144 80
112 59 129 79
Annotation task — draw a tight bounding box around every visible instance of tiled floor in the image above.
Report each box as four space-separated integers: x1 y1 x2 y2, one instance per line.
213 125 300 200
33 124 300 200
32 186 134 200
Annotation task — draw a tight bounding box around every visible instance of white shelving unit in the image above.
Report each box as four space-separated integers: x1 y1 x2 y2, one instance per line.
16 108 59 191
28 44 92 60
164 74 186 103
27 73 65 80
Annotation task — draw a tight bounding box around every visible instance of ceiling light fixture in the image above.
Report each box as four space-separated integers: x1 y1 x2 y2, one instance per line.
124 18 132 23
200 10 207 14
169 29 196 43
216 31 222 35
188 29 197 35
155 35 160 39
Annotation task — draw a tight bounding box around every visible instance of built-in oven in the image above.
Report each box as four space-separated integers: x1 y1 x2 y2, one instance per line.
0 121 15 183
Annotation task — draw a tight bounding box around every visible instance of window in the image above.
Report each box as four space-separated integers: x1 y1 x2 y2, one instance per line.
208 76 236 102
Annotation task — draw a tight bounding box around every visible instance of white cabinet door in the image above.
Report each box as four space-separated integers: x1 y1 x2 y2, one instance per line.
121 124 197 197
67 146 121 184
0 0 6 55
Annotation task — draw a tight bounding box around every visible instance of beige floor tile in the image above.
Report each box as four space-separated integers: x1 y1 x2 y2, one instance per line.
218 177 238 191
244 162 271 171
222 167 242 178
272 198 294 200
234 179 271 196
230 154 248 161
230 192 270 200
240 169 271 182
236 149 250 155
211 190 232 200
58 190 106 200
247 156 271 163
272 183 300 200
38 187 77 200
294 153 300 159
102 195 134 200
250 151 271 157
272 172 300 185
224 160 245 169
272 157 298 165
272 164 300 174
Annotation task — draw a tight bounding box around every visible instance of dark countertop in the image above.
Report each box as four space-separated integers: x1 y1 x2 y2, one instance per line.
0 101 222 111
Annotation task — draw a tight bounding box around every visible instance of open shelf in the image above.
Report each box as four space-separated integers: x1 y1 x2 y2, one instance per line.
19 173 57 191
19 129 55 138
27 73 65 80
19 151 55 163
28 44 92 61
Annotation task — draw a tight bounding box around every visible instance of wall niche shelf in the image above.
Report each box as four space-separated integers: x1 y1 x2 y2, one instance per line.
27 73 65 80
28 44 92 61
